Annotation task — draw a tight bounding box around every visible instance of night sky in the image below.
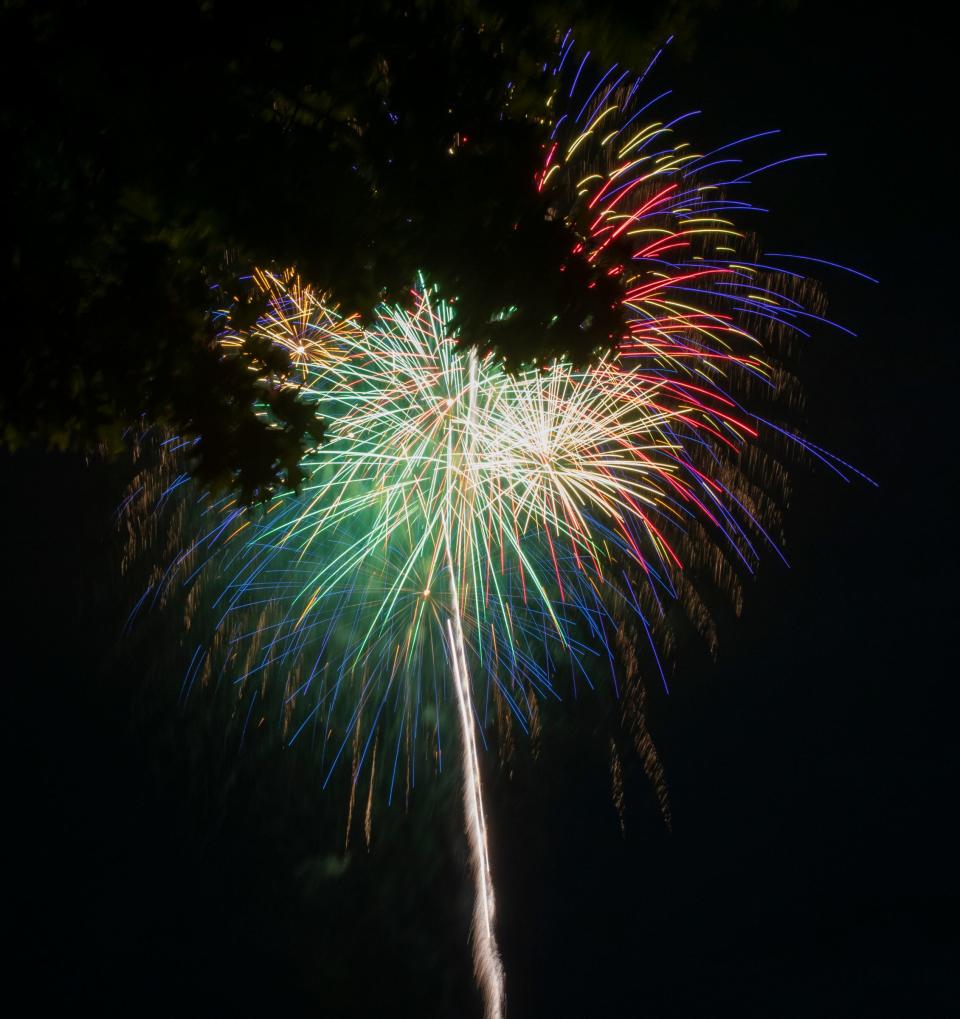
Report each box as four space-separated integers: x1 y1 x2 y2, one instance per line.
5 5 955 1016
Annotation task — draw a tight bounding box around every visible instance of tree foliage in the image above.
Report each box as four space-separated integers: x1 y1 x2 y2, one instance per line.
1 0 686 498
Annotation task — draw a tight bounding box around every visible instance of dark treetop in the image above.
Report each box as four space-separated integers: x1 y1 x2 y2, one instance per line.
2 0 682 500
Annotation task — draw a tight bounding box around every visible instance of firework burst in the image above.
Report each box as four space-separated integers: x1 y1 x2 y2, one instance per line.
122 44 873 1018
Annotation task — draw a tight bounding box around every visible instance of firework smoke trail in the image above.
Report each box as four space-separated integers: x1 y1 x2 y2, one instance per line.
120 43 875 1018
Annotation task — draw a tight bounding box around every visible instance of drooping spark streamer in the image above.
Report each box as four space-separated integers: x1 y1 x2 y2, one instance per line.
121 45 874 1019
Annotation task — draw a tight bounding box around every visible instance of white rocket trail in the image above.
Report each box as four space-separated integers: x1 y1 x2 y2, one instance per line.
446 604 505 1019
443 349 505 1019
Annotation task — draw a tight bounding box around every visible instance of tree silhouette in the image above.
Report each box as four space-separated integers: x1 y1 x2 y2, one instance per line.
2 0 688 498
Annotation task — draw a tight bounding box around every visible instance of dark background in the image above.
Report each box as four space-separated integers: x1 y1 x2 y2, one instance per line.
5 4 955 1016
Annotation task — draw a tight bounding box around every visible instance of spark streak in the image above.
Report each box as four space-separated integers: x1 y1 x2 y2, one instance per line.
447 611 504 1019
